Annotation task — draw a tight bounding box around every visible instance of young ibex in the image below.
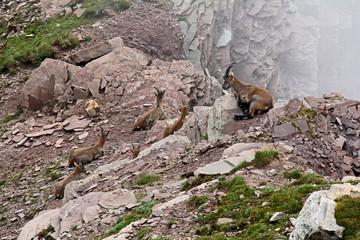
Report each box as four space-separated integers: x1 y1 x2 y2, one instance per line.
130 144 141 159
85 99 100 117
163 104 188 138
222 62 274 119
54 161 85 199
68 126 109 167
132 87 166 131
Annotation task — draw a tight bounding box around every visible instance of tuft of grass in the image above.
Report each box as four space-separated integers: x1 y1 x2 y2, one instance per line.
103 201 157 238
335 196 360 240
137 227 152 240
0 179 6 188
3 107 23 124
136 174 160 186
187 195 208 209
291 173 327 186
283 169 303 179
37 225 55 239
181 175 215 191
252 150 281 168
203 133 209 141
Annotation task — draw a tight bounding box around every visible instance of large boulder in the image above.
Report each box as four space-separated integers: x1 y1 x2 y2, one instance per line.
208 94 244 141
21 58 80 111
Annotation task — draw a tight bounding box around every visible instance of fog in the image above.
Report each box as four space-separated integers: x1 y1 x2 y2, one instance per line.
296 0 360 100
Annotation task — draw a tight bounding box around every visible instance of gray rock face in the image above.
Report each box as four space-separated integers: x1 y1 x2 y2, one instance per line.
289 183 360 240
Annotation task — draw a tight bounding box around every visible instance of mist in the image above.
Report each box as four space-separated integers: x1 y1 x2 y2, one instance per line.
173 0 360 101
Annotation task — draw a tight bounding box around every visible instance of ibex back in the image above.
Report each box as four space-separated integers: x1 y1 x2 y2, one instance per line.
132 87 166 131
54 161 85 199
163 104 188 138
222 62 274 119
68 126 109 167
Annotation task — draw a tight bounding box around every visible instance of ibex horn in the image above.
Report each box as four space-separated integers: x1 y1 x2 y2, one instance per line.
225 62 235 77
154 87 160 94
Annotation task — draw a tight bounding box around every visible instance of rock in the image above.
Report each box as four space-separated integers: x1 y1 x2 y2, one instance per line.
294 119 309 132
273 122 296 138
208 94 243 141
82 205 100 223
69 37 123 65
63 116 91 131
98 189 137 209
26 129 55 138
18 209 61 240
270 212 286 222
152 194 190 217
21 59 79 111
194 160 234 176
275 142 294 154
217 218 233 224
334 137 346 151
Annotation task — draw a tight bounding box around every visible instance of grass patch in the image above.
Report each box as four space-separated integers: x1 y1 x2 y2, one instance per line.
203 133 209 141
103 201 157 238
3 107 23 124
136 174 160 186
291 173 327 186
0 179 6 188
181 175 215 191
68 0 130 18
191 174 328 239
45 161 63 182
187 195 208 210
36 225 55 239
283 169 303 179
137 227 152 240
335 196 360 240
252 150 281 168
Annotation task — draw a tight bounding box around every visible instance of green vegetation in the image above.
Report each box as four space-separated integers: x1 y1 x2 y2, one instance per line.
190 174 329 239
137 227 152 240
3 107 23 124
252 150 281 167
203 133 209 141
0 0 131 73
283 169 303 179
177 15 188 23
335 196 360 240
0 179 6 188
36 225 55 239
45 161 63 182
187 195 208 210
103 201 157 238
136 174 160 186
181 175 215 191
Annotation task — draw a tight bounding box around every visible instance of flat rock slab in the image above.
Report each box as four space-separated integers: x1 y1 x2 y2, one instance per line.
63 116 91 131
98 189 137 209
194 161 234 176
26 129 55 138
273 122 296 138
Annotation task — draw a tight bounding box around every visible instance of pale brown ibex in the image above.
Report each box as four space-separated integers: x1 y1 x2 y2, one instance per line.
163 104 188 138
54 161 85 199
132 87 166 131
85 99 100 117
130 144 141 159
68 126 109 167
222 62 274 119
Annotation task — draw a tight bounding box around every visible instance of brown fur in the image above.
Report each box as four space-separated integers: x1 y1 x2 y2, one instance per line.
222 62 274 119
85 99 100 117
130 144 141 159
68 126 109 167
54 162 85 199
163 104 188 138
132 87 166 131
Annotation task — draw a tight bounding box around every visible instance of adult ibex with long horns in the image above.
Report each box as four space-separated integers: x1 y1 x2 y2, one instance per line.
222 62 274 119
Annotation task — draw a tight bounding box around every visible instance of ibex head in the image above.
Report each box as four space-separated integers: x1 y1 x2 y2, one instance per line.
99 126 110 139
154 87 165 98
131 143 141 159
222 62 235 90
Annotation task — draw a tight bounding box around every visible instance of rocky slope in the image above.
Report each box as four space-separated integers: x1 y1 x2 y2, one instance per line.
1 1 360 240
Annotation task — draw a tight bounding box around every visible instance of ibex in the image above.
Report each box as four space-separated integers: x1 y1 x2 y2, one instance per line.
54 161 85 199
132 87 166 131
85 99 100 117
222 62 274 119
68 126 109 167
163 104 188 138
130 144 141 159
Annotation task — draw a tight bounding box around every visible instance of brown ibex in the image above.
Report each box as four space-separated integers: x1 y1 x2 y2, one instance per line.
163 104 188 138
132 87 166 131
54 161 85 199
68 126 109 167
85 99 100 117
130 144 141 159
222 62 274 119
